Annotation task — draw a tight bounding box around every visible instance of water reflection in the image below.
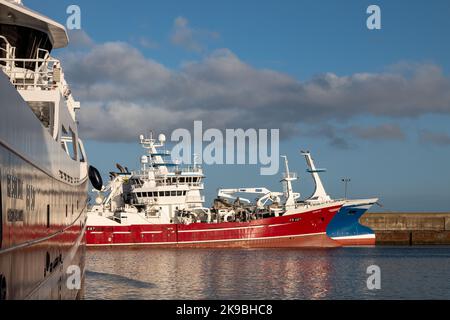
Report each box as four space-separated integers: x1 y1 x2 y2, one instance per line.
85 247 450 300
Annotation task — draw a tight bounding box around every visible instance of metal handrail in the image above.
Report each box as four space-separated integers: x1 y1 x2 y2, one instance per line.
0 38 61 91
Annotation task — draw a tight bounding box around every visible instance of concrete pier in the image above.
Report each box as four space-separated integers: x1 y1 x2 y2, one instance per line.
360 212 450 245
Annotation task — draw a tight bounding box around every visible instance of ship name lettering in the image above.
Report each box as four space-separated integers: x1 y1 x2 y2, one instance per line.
7 209 24 222
26 184 36 211
7 174 24 200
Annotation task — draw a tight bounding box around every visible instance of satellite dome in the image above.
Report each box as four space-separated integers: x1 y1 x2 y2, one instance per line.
158 134 166 143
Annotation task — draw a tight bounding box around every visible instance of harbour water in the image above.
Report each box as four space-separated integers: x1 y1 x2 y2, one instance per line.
84 247 450 300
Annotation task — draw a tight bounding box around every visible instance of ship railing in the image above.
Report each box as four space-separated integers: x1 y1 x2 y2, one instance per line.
0 39 65 91
134 165 203 177
0 37 80 117
0 56 59 91
282 172 298 180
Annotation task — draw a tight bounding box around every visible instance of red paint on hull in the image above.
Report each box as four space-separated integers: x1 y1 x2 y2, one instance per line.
87 204 343 248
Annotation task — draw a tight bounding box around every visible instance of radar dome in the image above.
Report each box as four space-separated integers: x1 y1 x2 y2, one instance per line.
158 134 166 143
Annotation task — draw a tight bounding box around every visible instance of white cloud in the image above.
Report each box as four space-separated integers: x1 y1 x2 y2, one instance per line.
60 40 450 145
170 16 219 53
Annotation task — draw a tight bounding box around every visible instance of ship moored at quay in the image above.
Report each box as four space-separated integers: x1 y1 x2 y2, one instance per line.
86 132 377 248
0 0 101 300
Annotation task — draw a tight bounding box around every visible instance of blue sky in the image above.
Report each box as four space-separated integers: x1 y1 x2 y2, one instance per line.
29 0 450 211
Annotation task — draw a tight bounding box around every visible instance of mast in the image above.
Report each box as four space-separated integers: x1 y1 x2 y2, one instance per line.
301 151 331 202
281 156 297 209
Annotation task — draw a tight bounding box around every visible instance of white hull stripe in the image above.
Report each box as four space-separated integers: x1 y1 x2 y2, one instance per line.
331 234 376 240
87 232 327 247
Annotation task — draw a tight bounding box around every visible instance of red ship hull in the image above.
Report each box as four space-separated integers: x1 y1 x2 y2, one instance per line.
87 204 343 248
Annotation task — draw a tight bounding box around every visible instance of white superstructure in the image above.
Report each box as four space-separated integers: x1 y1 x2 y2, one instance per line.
88 133 206 226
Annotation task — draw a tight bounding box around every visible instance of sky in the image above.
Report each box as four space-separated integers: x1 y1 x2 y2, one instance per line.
27 0 450 211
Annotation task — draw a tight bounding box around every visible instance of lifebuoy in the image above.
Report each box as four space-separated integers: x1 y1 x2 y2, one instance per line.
88 166 103 191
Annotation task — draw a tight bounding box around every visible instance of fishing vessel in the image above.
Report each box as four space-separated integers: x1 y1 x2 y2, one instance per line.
86 133 344 248
300 151 378 245
0 0 97 299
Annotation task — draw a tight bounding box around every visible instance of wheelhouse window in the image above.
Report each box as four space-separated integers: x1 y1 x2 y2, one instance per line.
27 101 54 135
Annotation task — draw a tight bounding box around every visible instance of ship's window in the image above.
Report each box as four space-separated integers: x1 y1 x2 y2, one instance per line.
72 204 74 216
159 192 164 197
183 191 187 196
171 191 176 196
27 101 55 135
60 127 77 161
165 191 170 197
78 142 86 163
177 191 182 196
136 192 142 198
65 204 68 218
179 177 185 183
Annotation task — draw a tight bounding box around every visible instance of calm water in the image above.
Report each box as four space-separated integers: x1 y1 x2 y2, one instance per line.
84 246 450 300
